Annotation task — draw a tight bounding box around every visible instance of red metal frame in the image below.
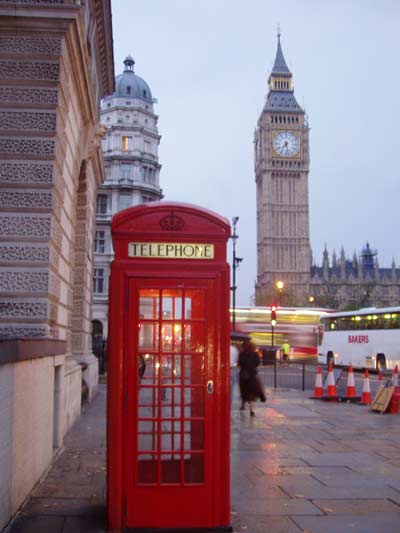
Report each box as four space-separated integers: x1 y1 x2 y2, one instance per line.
107 202 231 531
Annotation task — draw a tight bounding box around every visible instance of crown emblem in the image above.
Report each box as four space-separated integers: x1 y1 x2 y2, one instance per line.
160 212 185 231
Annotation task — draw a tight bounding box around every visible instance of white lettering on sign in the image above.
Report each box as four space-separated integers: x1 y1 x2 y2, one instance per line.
128 242 215 259
348 335 369 344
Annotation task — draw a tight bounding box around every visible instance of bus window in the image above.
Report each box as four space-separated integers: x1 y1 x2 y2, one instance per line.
326 318 336 331
376 315 386 329
391 314 400 329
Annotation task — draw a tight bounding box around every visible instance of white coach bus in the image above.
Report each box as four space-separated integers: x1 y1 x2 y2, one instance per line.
317 307 400 371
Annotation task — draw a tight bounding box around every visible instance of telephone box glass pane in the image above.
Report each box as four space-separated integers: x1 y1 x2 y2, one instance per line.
138 386 157 406
161 290 182 319
160 421 181 451
161 354 182 385
139 290 159 319
138 354 156 385
138 421 158 451
185 323 205 352
139 323 159 350
138 403 158 420
161 388 181 418
161 323 182 352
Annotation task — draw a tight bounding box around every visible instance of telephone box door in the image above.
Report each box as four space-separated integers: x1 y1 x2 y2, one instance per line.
125 277 220 528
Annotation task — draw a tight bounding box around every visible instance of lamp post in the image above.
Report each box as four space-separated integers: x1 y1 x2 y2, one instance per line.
231 217 242 330
270 304 277 348
276 280 284 306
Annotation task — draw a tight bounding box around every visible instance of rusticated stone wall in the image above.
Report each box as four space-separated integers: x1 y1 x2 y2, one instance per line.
0 0 114 529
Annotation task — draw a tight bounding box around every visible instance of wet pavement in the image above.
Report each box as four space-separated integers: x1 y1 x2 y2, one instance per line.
5 383 400 533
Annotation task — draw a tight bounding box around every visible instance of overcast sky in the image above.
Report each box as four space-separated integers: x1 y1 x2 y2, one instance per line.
111 0 400 306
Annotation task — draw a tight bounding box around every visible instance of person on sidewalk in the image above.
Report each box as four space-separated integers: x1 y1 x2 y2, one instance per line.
238 339 266 416
281 339 291 363
230 343 239 406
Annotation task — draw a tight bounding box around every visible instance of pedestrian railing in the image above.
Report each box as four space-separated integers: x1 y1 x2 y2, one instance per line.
231 362 389 396
232 361 318 391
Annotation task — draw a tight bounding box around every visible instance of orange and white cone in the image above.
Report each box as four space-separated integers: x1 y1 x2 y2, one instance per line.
311 366 323 398
342 364 359 401
392 365 399 394
359 369 372 405
324 363 339 401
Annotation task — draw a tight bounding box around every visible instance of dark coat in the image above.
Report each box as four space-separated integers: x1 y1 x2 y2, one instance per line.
238 349 266 402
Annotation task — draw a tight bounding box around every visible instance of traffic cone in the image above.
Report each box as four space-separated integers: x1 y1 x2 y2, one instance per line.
323 363 339 401
311 366 323 399
342 365 360 402
392 365 399 394
387 389 400 414
359 369 372 405
386 366 400 414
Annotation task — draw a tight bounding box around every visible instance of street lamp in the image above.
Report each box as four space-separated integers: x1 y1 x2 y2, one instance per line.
276 280 284 305
308 295 314 305
231 217 242 330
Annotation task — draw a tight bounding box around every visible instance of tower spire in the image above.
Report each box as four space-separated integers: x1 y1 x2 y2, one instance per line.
271 30 291 76
267 31 297 100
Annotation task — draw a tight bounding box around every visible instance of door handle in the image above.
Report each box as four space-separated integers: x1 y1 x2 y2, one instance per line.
207 380 214 394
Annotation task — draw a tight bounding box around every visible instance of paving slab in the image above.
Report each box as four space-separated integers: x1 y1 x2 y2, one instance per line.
292 514 400 533
312 498 400 515
6 385 400 533
231 513 301 533
233 497 323 516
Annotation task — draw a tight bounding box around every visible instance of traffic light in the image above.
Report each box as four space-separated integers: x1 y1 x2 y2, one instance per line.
270 304 277 324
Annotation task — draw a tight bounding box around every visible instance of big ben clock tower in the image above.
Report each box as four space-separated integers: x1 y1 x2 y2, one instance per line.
255 32 310 306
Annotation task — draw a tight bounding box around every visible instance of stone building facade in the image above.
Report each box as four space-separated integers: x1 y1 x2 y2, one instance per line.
310 243 400 310
0 1 114 529
92 56 162 339
254 33 310 307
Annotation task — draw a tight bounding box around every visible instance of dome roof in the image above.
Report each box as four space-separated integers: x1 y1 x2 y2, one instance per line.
108 55 153 103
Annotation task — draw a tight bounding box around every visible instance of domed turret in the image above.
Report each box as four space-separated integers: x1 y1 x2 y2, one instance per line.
107 55 153 103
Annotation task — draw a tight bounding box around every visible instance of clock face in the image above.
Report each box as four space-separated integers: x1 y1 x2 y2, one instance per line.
273 131 299 157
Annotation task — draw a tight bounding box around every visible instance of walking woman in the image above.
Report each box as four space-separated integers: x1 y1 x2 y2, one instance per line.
238 339 266 416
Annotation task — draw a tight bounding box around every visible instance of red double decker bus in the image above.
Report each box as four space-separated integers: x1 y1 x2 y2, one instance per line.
232 306 331 361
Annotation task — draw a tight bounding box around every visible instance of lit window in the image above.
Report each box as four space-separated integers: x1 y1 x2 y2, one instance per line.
93 268 105 293
122 136 131 152
95 231 105 253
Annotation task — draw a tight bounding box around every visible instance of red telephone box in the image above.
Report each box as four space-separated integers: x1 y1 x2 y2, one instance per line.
107 202 232 531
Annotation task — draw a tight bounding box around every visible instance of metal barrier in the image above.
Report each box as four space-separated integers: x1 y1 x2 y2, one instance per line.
232 361 318 391
231 362 389 397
